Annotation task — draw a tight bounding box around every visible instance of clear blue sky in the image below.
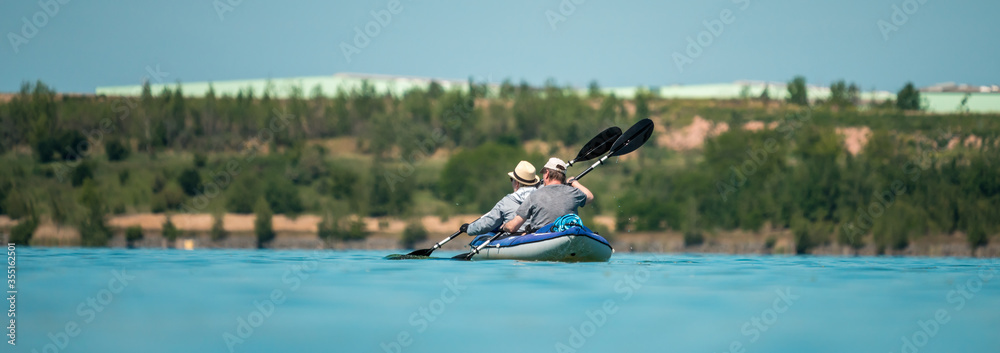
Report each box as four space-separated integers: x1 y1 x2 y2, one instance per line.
2 0 998 93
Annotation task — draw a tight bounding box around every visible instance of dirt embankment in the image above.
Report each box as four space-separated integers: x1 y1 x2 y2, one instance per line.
2 215 996 257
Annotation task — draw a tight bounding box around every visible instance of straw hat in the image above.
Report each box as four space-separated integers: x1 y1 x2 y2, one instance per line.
508 161 540 186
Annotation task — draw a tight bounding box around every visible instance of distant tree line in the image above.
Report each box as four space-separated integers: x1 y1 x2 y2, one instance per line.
0 78 993 251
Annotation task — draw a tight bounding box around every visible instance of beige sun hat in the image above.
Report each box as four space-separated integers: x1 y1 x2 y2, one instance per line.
508 161 540 186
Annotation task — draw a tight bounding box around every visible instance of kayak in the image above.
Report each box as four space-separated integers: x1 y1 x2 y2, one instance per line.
465 224 613 262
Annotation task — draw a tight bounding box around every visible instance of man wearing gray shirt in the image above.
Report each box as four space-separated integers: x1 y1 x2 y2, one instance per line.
462 161 540 235
502 157 594 233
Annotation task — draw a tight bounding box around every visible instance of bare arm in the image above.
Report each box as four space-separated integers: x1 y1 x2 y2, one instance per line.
569 179 594 204
502 215 525 233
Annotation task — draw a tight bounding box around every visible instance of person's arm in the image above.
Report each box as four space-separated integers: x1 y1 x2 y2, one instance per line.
466 201 504 235
568 178 594 205
502 215 525 233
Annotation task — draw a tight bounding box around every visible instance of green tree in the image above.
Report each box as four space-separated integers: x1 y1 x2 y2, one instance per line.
634 91 651 119
828 80 854 108
787 76 808 106
254 197 275 248
162 216 179 242
70 162 94 187
588 80 602 98
105 138 130 161
211 212 227 241
177 168 201 196
126 226 144 248
78 180 110 247
897 82 921 111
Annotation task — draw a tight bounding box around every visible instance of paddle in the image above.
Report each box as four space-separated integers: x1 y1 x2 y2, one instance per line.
567 126 622 166
404 229 463 257
572 118 655 181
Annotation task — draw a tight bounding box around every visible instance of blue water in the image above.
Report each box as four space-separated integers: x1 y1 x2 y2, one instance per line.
12 248 1000 353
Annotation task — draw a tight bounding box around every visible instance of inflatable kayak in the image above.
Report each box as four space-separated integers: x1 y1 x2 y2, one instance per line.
465 224 613 262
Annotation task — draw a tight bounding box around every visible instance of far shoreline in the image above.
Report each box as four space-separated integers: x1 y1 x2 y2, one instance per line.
2 213 997 258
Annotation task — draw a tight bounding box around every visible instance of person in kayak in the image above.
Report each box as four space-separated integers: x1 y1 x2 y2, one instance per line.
460 160 541 235
501 157 594 233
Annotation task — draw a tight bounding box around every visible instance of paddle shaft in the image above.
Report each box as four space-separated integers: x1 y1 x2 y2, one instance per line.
573 154 609 181
464 231 508 259
428 230 462 251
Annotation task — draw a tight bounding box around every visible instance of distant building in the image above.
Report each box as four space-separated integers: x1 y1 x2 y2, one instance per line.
94 73 1000 114
95 72 476 99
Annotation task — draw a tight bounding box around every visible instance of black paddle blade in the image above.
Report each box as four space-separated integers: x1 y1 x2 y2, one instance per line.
571 127 622 165
406 248 435 257
385 254 432 260
451 252 473 261
609 119 655 157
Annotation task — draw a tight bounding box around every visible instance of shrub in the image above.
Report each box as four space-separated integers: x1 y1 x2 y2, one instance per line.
125 226 144 246
70 163 94 187
683 230 704 247
793 224 813 255
264 178 303 215
118 169 130 185
401 221 428 249
9 216 38 245
177 168 201 196
193 153 207 168
161 182 186 210
78 180 109 247
765 236 777 250
967 224 988 250
57 130 88 161
318 215 368 241
105 139 130 161
152 174 166 193
4 190 31 220
211 213 227 241
254 197 275 248
162 217 180 242
33 137 58 163
226 177 257 214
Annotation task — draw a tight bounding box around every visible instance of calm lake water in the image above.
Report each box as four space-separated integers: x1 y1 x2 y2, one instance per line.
13 248 1000 353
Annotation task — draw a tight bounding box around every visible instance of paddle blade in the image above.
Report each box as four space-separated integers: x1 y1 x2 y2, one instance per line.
406 248 435 257
571 127 622 165
385 254 432 260
451 252 473 261
609 119 655 157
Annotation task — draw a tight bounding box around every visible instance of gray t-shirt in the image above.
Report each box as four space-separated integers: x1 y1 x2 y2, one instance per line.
515 184 588 230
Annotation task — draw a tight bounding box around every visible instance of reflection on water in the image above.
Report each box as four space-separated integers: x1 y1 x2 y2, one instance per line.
17 248 1000 353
